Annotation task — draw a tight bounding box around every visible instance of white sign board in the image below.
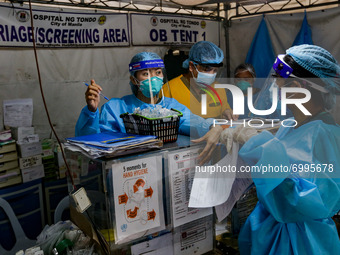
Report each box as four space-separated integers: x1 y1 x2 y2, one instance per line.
131 14 220 46
112 155 163 244
0 3 129 48
168 147 213 228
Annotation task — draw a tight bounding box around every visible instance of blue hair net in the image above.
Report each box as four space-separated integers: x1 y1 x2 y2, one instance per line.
182 41 224 69
286 44 340 95
129 52 163 76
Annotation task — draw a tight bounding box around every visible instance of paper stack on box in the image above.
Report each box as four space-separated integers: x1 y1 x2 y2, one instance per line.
0 130 22 188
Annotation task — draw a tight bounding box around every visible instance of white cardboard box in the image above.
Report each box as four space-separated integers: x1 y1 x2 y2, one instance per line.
17 141 42 158
11 127 35 142
19 154 43 169
21 164 44 183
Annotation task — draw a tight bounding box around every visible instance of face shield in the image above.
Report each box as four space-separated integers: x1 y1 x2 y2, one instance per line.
250 55 296 120
129 59 170 105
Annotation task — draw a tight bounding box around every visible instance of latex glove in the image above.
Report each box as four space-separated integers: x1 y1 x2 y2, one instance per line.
222 108 239 120
191 125 223 165
220 125 258 153
85 79 102 112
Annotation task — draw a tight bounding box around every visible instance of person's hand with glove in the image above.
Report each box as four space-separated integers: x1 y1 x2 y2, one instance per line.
220 125 258 153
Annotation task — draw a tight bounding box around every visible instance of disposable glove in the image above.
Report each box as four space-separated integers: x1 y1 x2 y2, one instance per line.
220 125 258 153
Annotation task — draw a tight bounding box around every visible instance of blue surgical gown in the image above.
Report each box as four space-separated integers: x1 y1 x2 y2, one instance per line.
238 114 340 254
75 94 213 137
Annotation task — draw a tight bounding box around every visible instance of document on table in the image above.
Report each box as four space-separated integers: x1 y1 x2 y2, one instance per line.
3 98 33 127
168 147 212 228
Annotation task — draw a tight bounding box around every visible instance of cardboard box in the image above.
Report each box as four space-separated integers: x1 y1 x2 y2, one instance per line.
0 151 18 164
17 141 42 158
19 154 42 169
0 168 22 188
0 140 16 154
21 164 44 183
11 127 35 142
0 159 19 172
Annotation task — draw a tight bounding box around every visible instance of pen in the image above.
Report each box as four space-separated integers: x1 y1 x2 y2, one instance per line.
84 82 109 101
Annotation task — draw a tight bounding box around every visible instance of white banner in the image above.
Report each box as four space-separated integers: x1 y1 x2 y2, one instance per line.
0 3 129 48
131 14 220 46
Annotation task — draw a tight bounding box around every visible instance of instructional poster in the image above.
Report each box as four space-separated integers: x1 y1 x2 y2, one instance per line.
168 147 213 228
112 155 163 243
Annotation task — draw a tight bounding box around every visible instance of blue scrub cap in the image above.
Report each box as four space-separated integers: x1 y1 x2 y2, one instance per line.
129 52 164 76
182 41 224 69
286 44 340 95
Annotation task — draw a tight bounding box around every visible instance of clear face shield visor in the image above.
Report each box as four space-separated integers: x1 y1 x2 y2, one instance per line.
129 59 171 105
251 54 330 119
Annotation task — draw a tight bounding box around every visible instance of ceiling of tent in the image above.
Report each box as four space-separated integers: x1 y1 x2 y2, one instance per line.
6 0 340 19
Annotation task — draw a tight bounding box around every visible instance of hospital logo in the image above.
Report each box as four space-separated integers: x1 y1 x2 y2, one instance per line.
16 11 29 22
150 16 158 26
174 154 180 160
98 15 106 25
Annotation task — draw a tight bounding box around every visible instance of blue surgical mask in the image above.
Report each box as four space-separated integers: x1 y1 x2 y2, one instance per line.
193 65 217 87
236 80 251 92
139 76 164 98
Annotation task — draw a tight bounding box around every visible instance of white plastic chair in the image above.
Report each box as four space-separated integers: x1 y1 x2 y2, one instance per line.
0 197 36 254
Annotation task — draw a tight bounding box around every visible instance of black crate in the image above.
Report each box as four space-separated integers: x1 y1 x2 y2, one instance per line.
120 109 183 143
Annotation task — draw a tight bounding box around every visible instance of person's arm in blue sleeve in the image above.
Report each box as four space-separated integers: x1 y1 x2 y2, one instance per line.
239 125 340 223
99 101 125 133
75 106 100 136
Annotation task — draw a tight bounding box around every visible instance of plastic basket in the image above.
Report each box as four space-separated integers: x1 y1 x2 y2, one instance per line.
120 109 183 143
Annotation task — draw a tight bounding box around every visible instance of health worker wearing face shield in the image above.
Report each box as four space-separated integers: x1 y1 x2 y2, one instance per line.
227 63 258 119
75 52 224 162
234 44 340 255
162 41 237 120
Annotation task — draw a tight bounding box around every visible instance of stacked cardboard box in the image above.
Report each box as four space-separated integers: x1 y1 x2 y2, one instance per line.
14 127 44 183
0 130 21 188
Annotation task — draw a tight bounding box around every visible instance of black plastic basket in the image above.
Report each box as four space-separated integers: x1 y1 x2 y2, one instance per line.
120 109 183 143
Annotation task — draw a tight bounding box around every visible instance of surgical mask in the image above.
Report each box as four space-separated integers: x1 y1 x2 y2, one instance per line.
139 76 163 98
236 80 251 92
193 65 217 87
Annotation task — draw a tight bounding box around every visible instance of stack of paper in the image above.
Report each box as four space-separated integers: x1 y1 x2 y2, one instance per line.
65 132 163 159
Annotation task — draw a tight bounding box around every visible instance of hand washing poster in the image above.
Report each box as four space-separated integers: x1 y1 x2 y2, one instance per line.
112 155 163 243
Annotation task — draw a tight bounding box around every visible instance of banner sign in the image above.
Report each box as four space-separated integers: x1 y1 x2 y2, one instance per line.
0 4 129 48
130 14 220 46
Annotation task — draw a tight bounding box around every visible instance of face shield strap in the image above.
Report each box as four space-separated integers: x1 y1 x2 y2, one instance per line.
129 59 165 73
273 54 293 78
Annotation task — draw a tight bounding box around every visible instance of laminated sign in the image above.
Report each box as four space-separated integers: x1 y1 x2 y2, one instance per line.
112 155 164 244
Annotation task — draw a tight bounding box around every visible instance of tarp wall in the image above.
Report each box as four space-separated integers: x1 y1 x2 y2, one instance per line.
0 3 227 140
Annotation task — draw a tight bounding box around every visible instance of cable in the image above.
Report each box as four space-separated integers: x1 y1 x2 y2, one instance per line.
27 0 76 191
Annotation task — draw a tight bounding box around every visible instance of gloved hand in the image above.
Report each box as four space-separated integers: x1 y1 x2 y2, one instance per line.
220 125 258 153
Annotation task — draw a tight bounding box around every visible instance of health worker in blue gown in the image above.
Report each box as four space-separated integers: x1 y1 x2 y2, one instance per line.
235 44 340 254
75 51 223 163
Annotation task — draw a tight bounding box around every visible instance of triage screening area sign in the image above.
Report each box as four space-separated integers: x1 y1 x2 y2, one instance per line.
0 3 129 47
130 14 220 46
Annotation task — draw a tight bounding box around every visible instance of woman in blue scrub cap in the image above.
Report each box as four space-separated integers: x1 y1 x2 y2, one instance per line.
76 51 224 163
235 44 340 254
